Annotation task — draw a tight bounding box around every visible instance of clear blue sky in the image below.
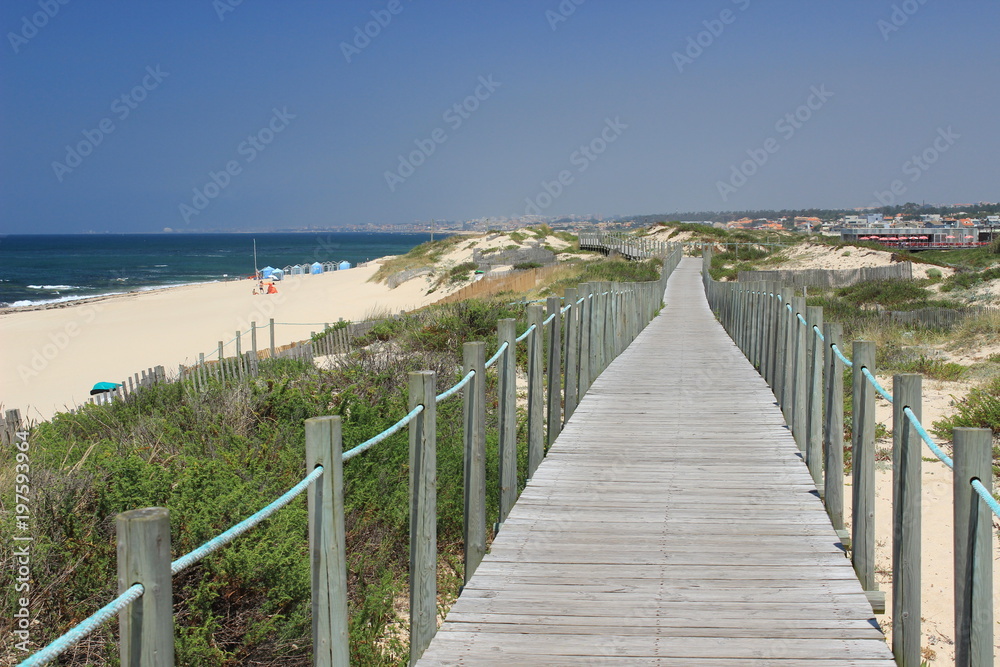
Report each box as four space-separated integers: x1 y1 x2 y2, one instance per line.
2 1 997 233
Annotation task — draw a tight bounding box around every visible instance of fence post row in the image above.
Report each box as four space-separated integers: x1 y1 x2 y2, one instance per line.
702 262 997 658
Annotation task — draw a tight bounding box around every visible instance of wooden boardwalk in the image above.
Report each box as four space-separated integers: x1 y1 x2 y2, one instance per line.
418 259 895 665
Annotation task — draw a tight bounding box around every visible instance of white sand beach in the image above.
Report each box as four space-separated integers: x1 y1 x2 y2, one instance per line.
0 260 440 422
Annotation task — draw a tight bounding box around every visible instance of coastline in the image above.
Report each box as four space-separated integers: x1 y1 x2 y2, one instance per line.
0 256 441 422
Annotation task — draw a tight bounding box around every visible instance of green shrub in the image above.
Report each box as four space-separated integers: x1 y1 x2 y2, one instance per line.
513 261 543 270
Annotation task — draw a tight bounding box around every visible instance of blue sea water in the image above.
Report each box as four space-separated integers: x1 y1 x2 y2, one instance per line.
0 232 435 308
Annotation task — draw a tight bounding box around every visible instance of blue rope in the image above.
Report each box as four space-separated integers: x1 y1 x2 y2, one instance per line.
485 341 509 369
971 479 1000 518
436 370 475 403
543 313 556 326
515 324 536 343
343 405 424 461
832 344 854 367
171 465 325 574
902 406 954 468
861 367 894 403
797 313 808 327
17 584 145 667
813 325 825 342
560 304 572 314
786 303 793 313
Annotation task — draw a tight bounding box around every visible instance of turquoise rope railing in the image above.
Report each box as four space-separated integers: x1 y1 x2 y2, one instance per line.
17 585 145 667
343 405 425 461
485 340 508 369
515 324 535 343
860 367 894 403
171 466 326 574
971 479 1000 517
831 344 853 367
902 406 954 468
435 370 475 404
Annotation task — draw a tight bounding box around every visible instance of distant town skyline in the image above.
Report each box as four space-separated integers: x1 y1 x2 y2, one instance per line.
2 2 998 234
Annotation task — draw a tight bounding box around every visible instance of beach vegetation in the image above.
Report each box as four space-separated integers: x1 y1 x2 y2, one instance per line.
2 295 542 664
370 235 465 284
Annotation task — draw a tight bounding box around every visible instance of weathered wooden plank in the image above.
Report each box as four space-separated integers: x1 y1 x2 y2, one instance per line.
417 260 893 665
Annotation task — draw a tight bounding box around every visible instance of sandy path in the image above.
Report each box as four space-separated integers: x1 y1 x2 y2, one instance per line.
0 261 441 421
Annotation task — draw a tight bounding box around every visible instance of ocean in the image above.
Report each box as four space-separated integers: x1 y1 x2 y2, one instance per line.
0 232 436 308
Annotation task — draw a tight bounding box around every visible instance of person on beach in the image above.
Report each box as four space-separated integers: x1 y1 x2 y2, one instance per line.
267 283 278 294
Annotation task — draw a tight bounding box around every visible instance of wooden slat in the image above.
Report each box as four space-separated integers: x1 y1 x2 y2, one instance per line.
416 260 893 665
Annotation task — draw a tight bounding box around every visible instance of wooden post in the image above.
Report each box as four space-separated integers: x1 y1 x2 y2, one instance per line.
891 374 921 667
601 282 612 374
269 318 276 358
527 307 545 479
463 342 486 583
806 306 824 486
251 321 258 357
218 340 224 365
546 297 562 448
409 371 437 664
589 287 602 384
117 507 174 667
563 288 579 420
235 331 241 357
781 295 796 422
577 284 591 400
773 289 787 403
792 296 808 450
851 341 876 592
497 318 517 526
304 417 349 667
823 323 847 542
953 427 994 666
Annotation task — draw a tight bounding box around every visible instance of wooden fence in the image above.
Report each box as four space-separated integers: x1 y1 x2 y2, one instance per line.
433 263 563 305
704 247 995 667
17 242 683 667
738 262 913 288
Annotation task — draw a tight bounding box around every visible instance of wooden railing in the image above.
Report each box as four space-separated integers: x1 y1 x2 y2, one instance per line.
702 247 995 667
18 243 682 666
